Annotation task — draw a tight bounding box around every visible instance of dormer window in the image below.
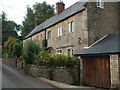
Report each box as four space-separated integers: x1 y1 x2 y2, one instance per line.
96 0 104 9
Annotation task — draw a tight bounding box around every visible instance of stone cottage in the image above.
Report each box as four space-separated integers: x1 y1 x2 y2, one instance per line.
24 1 119 56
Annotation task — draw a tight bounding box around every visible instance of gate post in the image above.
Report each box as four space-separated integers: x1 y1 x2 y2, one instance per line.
110 54 119 88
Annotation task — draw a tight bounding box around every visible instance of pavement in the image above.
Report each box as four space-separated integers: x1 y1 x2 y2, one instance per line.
39 78 94 89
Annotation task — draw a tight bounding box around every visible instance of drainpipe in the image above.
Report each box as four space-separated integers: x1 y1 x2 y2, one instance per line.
45 30 46 40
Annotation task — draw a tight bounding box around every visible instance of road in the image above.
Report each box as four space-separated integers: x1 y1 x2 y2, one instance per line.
2 60 56 89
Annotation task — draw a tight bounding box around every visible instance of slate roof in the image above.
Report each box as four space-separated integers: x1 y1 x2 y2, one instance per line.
25 2 86 39
75 34 120 55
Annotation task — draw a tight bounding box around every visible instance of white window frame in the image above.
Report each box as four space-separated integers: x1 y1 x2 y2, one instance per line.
71 21 74 32
59 26 62 36
96 0 104 9
58 26 62 36
47 30 51 39
68 22 71 33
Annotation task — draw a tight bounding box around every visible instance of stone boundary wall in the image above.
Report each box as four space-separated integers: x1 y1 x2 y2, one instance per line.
3 58 78 85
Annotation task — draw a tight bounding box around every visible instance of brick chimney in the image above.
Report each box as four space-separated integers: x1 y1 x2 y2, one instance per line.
56 1 65 15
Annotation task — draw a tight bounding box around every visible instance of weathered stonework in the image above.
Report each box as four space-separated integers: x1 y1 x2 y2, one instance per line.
110 54 119 88
86 2 119 45
46 9 88 55
25 65 78 84
3 58 78 85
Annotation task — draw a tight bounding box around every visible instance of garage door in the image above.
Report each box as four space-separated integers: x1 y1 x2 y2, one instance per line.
82 55 110 88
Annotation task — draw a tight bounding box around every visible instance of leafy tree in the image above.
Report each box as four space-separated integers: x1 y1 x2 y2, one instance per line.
33 2 55 25
22 6 35 37
3 37 20 56
1 12 21 45
22 2 55 37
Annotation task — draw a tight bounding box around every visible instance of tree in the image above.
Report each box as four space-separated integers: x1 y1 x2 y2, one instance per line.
3 37 20 56
22 40 41 65
22 6 35 37
1 12 21 45
33 2 55 25
22 2 55 37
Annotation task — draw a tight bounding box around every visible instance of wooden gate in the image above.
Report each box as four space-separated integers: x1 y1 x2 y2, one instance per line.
82 55 110 88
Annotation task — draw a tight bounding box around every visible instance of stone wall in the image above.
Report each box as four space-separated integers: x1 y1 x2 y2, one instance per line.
3 58 78 85
29 66 78 85
53 67 78 84
3 58 16 68
110 54 119 88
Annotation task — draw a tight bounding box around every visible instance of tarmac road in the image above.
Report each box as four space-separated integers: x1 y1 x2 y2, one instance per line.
2 60 56 89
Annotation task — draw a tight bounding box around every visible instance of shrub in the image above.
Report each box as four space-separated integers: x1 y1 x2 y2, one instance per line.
36 52 77 68
52 54 66 67
65 56 77 68
35 50 51 66
13 43 23 58
3 37 21 57
22 40 41 65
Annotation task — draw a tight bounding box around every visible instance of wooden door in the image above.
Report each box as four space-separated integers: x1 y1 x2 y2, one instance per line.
82 55 110 88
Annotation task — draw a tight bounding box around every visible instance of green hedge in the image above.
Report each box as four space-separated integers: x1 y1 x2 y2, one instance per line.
35 51 77 68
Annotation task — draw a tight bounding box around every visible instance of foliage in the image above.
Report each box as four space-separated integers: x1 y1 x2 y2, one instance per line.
3 37 21 56
1 12 21 45
35 51 77 68
22 7 35 37
22 2 55 37
13 43 23 58
65 56 77 68
22 40 41 65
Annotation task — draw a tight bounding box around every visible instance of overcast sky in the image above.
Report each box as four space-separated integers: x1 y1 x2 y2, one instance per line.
0 0 79 25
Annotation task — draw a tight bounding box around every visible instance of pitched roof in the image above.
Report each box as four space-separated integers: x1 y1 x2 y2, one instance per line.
75 34 120 55
25 2 86 39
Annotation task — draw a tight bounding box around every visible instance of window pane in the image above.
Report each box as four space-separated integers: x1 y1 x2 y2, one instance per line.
68 22 71 33
58 28 60 36
71 21 74 32
96 0 104 8
60 26 62 35
48 31 51 39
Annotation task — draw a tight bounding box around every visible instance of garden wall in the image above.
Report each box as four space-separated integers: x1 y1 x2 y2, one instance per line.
3 58 79 85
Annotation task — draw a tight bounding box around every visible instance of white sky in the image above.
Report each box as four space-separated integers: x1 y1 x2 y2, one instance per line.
0 0 79 25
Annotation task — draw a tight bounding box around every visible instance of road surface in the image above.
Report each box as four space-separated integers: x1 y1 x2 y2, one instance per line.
2 61 56 88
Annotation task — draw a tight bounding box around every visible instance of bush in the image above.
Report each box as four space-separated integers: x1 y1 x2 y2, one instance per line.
22 40 41 65
13 43 23 58
52 54 66 67
65 56 77 68
35 50 51 66
3 37 21 57
36 51 77 68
